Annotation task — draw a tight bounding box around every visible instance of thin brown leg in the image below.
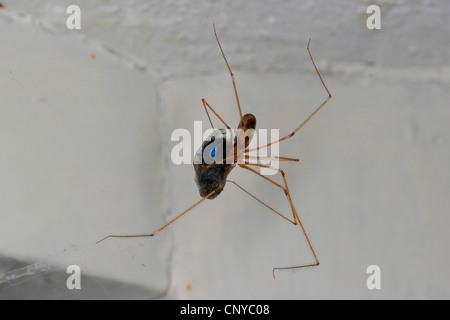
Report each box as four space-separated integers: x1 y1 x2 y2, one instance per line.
202 98 231 130
96 187 220 244
213 24 244 123
227 180 297 225
246 38 332 154
204 149 300 171
238 163 319 277
206 149 240 169
202 99 215 129
244 155 300 163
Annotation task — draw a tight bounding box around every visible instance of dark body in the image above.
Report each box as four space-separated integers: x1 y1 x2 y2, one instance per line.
193 113 256 199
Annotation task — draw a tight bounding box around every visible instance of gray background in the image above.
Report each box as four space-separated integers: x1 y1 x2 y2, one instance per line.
0 0 449 299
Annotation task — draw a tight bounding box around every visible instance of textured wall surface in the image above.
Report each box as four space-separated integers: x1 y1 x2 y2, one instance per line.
0 1 449 299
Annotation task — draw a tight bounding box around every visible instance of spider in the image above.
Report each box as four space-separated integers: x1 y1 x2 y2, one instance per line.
97 24 332 277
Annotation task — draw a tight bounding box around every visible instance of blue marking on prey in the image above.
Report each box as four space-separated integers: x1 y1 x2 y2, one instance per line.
210 146 217 158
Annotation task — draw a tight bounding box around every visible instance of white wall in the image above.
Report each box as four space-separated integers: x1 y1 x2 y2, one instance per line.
0 0 449 299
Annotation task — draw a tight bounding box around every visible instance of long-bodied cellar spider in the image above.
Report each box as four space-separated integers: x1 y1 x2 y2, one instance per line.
97 24 332 277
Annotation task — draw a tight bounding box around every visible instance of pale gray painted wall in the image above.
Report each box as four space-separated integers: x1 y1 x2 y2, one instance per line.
0 0 449 299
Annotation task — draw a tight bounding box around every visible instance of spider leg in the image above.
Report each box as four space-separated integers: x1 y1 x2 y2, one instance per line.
213 24 244 123
246 39 332 154
238 163 320 278
201 98 231 130
96 187 221 244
